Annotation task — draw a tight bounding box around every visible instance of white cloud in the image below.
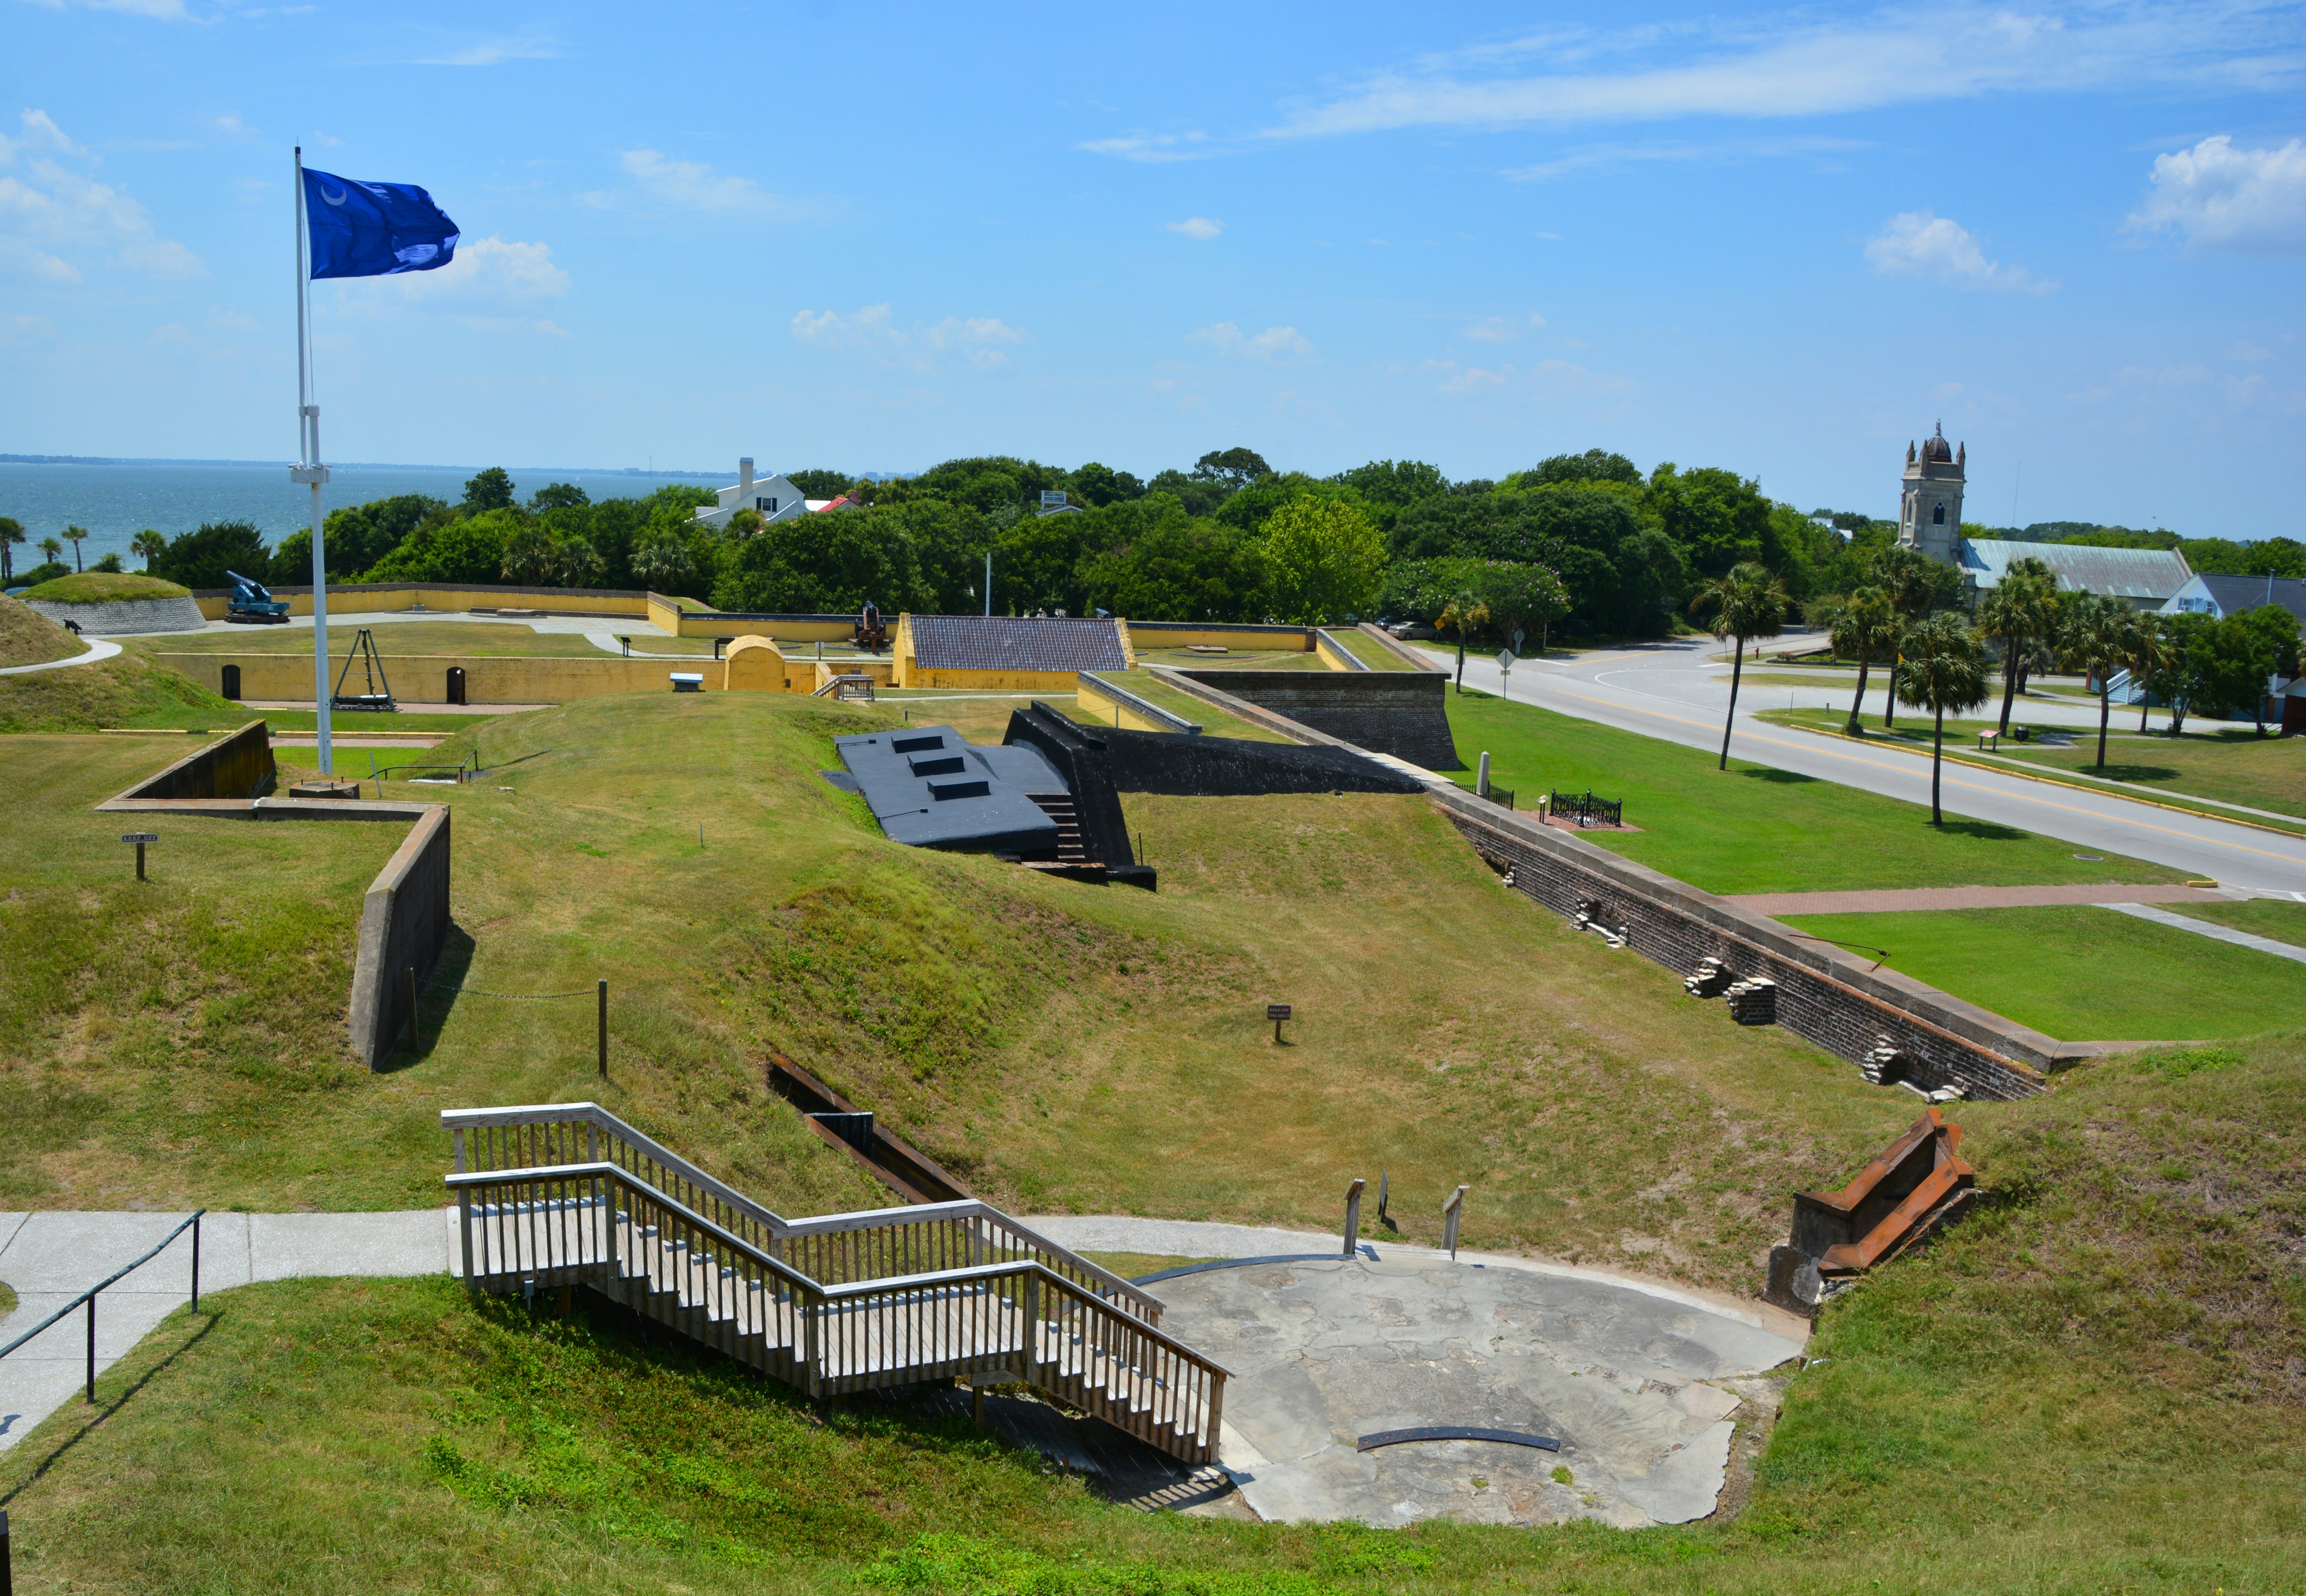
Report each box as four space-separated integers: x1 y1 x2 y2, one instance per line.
1166 216 1223 240
1863 211 2053 292
2126 136 2306 255
1079 131 1211 163
791 304 1027 373
1503 134 1868 182
1464 313 1545 344
587 149 800 219
0 108 205 282
28 0 192 16
1252 6 2296 141
388 235 570 302
1188 322 1313 361
2229 340 2274 361
408 28 560 67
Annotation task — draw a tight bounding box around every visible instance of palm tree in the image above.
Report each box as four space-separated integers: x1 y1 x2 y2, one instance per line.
1689 561 1788 770
38 535 63 568
1869 546 1932 729
0 516 22 582
1896 612 1993 826
131 529 168 571
1438 589 1489 695
1976 557 2057 736
2126 611 2179 734
2059 593 2134 770
1828 586 1899 734
63 524 89 573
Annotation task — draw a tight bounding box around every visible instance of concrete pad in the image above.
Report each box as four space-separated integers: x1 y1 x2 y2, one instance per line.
1146 1255 1804 1529
0 1209 456 1454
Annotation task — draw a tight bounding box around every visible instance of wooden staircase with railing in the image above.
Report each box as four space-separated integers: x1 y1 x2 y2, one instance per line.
443 1103 1228 1466
1024 793 1091 863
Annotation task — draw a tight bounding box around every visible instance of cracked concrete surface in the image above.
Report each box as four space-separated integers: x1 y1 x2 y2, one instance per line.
1148 1255 1804 1528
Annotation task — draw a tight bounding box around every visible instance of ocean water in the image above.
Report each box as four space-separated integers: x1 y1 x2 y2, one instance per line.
0 460 730 571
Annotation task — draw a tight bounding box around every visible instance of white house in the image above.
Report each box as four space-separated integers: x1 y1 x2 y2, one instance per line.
2159 572 2306 624
693 458 808 531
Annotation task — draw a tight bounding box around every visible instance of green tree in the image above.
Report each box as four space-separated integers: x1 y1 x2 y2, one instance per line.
1649 464 1772 579
1438 589 1489 694
2162 612 2266 737
1870 545 1961 727
2178 537 2305 578
1829 585 1900 734
38 536 63 565
2237 604 2302 735
1688 561 1788 770
63 523 88 572
1478 561 1571 655
780 468 852 499
631 529 694 592
1975 556 2059 735
1329 460 1449 534
462 467 516 514
1528 449 1641 488
1067 462 1145 507
2124 612 2181 733
727 508 767 539
278 493 453 585
527 482 589 513
1260 495 1386 625
1191 447 1270 492
130 528 167 571
2058 593 2134 768
358 508 520 585
149 520 269 590
1895 611 1993 826
89 551 122 573
713 505 927 615
499 521 557 586
0 517 24 581
1078 508 1267 621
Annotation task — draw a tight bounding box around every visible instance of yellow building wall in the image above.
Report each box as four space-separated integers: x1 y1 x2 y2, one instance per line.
675 612 852 642
1125 623 1312 652
196 586 655 622
1311 630 1361 672
155 651 732 705
721 636 809 693
813 658 895 693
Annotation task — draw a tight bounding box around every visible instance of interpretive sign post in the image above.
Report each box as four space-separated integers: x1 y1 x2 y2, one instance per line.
121 832 158 881
1267 1002 1291 1044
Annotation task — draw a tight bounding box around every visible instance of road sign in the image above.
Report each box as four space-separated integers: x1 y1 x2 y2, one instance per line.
1512 628 1525 653
1496 649 1516 671
1040 490 1068 507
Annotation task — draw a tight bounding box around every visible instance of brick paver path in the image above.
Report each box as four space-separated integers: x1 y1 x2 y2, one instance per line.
1731 883 2231 916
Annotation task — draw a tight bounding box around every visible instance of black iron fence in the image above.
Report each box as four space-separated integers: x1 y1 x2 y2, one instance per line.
1549 789 1624 828
0 1210 205 1406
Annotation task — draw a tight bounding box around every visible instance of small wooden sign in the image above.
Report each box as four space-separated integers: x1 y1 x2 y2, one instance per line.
1267 1004 1291 1021
120 833 160 844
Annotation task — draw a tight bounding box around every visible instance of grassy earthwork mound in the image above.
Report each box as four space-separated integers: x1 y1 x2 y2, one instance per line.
19 570 192 603
0 592 86 668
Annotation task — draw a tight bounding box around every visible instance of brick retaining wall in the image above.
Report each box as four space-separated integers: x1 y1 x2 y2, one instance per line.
1427 786 2076 1100
350 805 453 1069
1173 669 1460 769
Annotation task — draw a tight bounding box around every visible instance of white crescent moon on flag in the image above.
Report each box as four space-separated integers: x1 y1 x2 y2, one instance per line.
321 184 347 205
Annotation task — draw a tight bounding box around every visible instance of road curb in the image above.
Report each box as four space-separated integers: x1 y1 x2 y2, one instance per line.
1771 719 2306 842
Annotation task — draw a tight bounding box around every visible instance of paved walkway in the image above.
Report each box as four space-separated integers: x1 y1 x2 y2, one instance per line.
0 1209 454 1452
2100 903 2306 965
0 636 120 675
1733 883 2235 916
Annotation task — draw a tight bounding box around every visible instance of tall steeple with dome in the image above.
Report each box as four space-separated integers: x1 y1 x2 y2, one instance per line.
1899 422 1966 567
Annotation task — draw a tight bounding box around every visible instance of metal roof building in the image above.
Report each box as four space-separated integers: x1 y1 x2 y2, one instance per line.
2161 572 2306 624
1958 539 2193 609
894 614 1132 687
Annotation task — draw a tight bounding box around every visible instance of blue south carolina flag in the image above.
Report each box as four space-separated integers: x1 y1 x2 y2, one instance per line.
302 168 459 279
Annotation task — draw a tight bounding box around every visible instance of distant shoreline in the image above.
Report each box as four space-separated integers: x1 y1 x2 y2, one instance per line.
1 454 728 476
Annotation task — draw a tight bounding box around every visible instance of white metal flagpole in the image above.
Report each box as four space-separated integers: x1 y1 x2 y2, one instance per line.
291 146 334 776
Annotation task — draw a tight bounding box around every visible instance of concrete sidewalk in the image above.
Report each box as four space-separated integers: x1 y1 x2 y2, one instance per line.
0 1209 454 1452
1732 883 2236 916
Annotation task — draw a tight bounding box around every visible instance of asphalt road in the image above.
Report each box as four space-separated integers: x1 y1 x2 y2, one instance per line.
1421 633 2306 896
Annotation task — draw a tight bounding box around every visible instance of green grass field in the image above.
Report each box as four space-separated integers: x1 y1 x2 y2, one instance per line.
1440 690 2187 895
2172 897 2306 950
0 650 242 733
1780 904 2306 1039
0 594 85 668
1325 628 1419 670
3 1039 2300 1593
19 571 190 603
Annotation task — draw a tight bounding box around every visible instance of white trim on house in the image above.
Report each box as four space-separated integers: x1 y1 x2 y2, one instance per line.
693 457 808 530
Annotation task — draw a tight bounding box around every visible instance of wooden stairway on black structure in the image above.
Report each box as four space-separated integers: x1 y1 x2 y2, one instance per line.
443 1102 1228 1465
1026 793 1091 862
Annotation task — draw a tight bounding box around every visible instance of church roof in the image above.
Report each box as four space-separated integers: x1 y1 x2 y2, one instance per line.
1960 540 2192 602
1919 423 1956 464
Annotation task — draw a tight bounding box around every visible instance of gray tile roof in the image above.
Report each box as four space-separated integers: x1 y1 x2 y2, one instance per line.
1960 539 2192 602
908 615 1129 673
2187 573 2306 623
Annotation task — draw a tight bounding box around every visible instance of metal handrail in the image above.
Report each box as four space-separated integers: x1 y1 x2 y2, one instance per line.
0 1210 204 1404
446 1163 1229 1373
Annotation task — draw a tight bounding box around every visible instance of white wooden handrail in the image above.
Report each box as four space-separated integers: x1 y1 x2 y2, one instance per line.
444 1100 1161 1317
449 1161 1229 1375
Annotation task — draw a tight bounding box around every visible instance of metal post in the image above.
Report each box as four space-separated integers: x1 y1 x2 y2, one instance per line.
2 1507 11 1596
191 1211 201 1312
85 1294 95 1403
293 146 333 777
135 841 146 881
598 980 608 1078
1377 1170 1388 1223
1443 1185 1469 1259
1342 1178 1365 1256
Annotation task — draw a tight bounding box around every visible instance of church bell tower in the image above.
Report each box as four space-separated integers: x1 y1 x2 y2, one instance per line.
1899 423 1965 567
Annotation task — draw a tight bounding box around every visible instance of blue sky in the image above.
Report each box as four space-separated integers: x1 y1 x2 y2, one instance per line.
2 2 2302 536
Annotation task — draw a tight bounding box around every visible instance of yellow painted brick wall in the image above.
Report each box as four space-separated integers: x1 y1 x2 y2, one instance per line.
1076 674 1189 733
1311 630 1361 672
1125 623 1312 652
155 652 729 704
